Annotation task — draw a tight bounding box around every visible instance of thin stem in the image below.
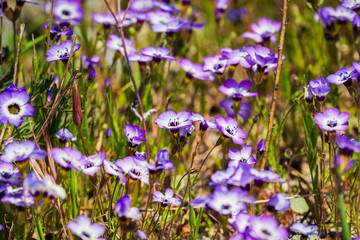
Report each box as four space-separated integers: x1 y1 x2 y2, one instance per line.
260 0 288 170
47 0 55 48
13 23 25 85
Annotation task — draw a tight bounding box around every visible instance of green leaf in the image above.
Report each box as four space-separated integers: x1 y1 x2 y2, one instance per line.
290 197 309 213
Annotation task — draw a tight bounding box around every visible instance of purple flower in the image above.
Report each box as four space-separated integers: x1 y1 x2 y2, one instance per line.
154 110 192 130
92 13 117 28
50 147 86 171
231 212 251 233
242 17 281 44
47 87 53 102
147 10 176 25
326 66 359 85
56 128 77 143
202 54 228 74
106 127 112 138
266 193 291 213
335 134 360 156
206 185 254 215
226 163 255 188
128 54 153 66
243 45 279 73
317 7 335 29
46 40 80 62
341 0 360 11
153 1 180 13
130 0 154 12
215 0 229 18
141 47 177 62
0 163 22 185
89 68 96 79
219 98 251 119
304 85 313 103
313 108 350 132
1 186 34 209
67 215 105 240
214 116 247 145
248 215 289 240
153 188 181 206
148 149 174 173
257 139 265 153
228 146 256 167
115 156 149 185
220 48 255 68
81 54 100 69
137 229 147 240
219 79 258 100
0 140 47 163
43 24 73 44
103 160 127 185
189 195 210 208
105 78 111 87
0 84 34 127
82 152 106 175
332 5 356 23
53 0 84 25
106 34 138 56
179 59 215 81
24 173 66 199
250 168 285 187
190 113 217 132
114 195 141 220
309 77 331 101
209 167 236 186
226 7 247 22
151 18 186 34
124 125 146 147
290 222 318 236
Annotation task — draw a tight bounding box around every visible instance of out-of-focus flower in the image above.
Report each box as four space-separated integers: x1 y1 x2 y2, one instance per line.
81 54 100 69
148 149 174 173
67 215 105 240
147 10 175 25
202 54 228 75
114 195 141 220
153 188 181 206
106 34 138 56
1 186 34 209
242 17 281 44
243 45 280 73
92 13 117 28
257 139 265 153
227 7 247 22
151 18 186 34
0 140 47 163
0 163 22 185
335 134 360 156
214 116 246 145
137 229 147 240
103 160 127 185
43 24 73 44
215 0 229 19
248 215 289 239
56 128 77 143
190 113 217 132
289 222 318 236
228 146 257 167
53 0 84 25
0 84 34 127
50 147 86 171
24 173 66 199
219 98 251 119
266 193 291 213
141 46 177 62
251 168 285 187
154 110 192 130
106 127 112 138
46 40 80 62
179 59 215 81
313 108 350 132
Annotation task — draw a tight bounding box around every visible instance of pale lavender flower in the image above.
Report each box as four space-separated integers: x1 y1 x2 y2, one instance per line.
154 110 192 130
81 54 100 69
56 128 77 143
290 223 318 236
114 195 141 220
202 54 228 74
326 66 359 86
313 108 350 132
0 140 47 163
82 152 106 175
124 125 146 147
46 40 80 62
219 79 258 100
219 98 251 119
153 188 181 206
106 34 138 56
228 146 256 167
214 116 247 145
141 46 177 62
242 17 281 43
115 156 149 185
309 77 331 101
266 193 291 213
0 163 22 185
50 147 86 171
248 215 289 240
178 59 215 81
67 215 105 240
220 48 255 68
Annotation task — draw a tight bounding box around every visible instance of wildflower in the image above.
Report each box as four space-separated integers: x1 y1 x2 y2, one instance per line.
257 139 265 153
148 149 174 173
0 163 22 185
128 53 153 69
215 0 229 19
326 66 359 86
248 215 289 240
219 79 258 100
47 87 53 102
153 188 181 206
0 140 47 163
335 134 360 156
228 146 257 167
1 186 34 209
114 195 141 220
220 48 255 69
46 40 81 62
313 108 350 132
147 10 176 25
124 125 146 148
24 173 66 200
227 7 247 22
309 77 331 101
151 18 186 35
206 185 254 216
103 160 127 185
106 34 138 56
190 113 217 132
67 215 105 240
141 46 177 63
316 7 335 30
88 68 96 80
56 128 77 143
179 59 215 82
50 147 86 171
226 163 255 188
137 229 147 240
0 84 34 127
53 0 84 25
289 223 318 236
251 168 286 187
92 13 117 28
152 1 180 13
242 17 281 44
266 193 291 213
231 212 251 233
332 5 356 23
130 0 154 12
209 167 237 186
243 45 279 73
219 98 251 119
214 116 247 145
106 127 112 138
82 152 106 175
154 110 192 131
115 156 149 185
43 24 73 44
303 85 313 103
202 54 228 75
341 0 360 12
81 54 100 69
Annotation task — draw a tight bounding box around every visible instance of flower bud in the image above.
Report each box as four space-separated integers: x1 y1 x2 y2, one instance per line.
88 68 96 80
72 82 82 126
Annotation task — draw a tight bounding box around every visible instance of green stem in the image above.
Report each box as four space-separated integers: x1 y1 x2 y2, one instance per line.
70 169 78 218
47 0 55 48
33 209 45 240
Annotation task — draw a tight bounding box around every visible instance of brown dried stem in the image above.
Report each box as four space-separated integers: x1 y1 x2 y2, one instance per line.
260 0 288 170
